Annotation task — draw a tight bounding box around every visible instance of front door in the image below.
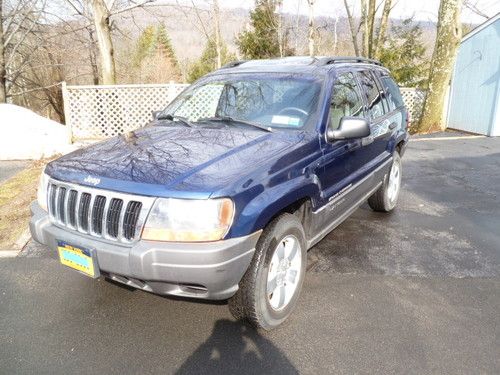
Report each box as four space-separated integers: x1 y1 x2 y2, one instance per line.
314 71 367 231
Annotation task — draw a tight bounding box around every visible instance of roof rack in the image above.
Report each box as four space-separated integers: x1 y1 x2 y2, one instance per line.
314 56 382 66
221 60 248 69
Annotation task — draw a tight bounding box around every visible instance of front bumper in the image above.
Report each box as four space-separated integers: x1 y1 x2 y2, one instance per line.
29 202 260 300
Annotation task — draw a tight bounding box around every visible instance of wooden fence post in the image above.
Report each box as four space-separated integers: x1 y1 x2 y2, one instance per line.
61 81 73 144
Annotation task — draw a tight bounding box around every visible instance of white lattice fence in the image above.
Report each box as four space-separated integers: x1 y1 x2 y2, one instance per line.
400 88 426 121
63 83 426 142
63 82 188 141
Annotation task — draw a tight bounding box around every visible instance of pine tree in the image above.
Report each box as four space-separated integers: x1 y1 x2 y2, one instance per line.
134 25 181 82
187 38 236 83
236 0 292 59
378 18 429 88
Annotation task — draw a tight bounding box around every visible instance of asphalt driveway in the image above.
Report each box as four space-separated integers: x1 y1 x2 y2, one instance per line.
0 160 29 184
0 134 499 374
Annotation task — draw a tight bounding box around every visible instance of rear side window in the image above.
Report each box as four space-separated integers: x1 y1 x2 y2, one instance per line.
380 76 404 111
358 70 385 120
329 72 364 129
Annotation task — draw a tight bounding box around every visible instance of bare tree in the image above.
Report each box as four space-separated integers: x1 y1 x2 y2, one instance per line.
343 0 395 58
343 0 360 55
90 0 116 84
373 0 392 59
419 0 463 132
365 0 375 57
307 0 315 57
212 0 222 68
0 0 6 102
464 0 489 20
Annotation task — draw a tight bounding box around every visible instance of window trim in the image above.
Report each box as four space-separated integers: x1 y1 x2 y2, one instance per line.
326 69 366 131
378 75 406 111
356 69 387 121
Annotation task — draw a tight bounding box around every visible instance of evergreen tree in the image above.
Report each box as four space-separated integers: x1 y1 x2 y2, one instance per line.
236 0 292 59
134 25 181 82
187 38 236 83
378 18 429 88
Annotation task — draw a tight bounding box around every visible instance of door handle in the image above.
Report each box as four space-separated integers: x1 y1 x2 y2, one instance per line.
389 122 397 130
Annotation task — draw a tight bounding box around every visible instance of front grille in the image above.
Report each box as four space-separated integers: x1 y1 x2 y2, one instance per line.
47 179 155 243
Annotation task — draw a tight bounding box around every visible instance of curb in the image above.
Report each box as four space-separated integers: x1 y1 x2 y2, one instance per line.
0 229 31 258
411 135 485 142
0 250 21 258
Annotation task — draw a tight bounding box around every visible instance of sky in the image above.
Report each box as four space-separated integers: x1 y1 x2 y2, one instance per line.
209 0 500 24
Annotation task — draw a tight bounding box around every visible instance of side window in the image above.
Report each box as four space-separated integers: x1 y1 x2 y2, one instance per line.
358 70 385 120
380 76 404 111
329 72 364 129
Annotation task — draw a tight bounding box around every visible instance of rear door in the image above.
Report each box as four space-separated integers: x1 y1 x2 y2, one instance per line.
355 69 394 173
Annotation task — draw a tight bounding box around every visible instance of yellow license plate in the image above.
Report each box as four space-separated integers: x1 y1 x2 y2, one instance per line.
57 241 96 278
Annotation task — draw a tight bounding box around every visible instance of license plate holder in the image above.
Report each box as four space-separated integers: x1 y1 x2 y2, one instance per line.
57 240 100 278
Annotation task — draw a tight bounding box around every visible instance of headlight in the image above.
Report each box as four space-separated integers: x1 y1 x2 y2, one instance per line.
141 198 234 242
37 171 49 211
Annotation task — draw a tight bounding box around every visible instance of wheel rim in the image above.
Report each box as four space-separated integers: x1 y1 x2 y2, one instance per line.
387 160 401 203
267 235 302 311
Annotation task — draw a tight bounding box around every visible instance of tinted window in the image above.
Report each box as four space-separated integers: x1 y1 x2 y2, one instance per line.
380 76 404 111
358 70 385 119
329 72 364 129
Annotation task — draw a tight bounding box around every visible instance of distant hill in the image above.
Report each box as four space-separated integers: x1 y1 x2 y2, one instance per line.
114 6 438 64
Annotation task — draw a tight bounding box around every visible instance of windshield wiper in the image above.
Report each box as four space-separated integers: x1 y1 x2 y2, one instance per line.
198 116 273 133
157 113 195 128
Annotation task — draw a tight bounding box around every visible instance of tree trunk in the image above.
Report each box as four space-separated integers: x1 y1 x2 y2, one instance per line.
418 0 463 133
343 0 360 56
0 0 7 103
87 27 100 85
91 0 116 84
307 0 315 57
213 0 222 69
360 0 368 56
367 0 376 57
373 0 392 59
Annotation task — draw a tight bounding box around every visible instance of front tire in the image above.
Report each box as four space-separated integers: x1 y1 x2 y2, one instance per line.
228 213 307 330
368 152 402 212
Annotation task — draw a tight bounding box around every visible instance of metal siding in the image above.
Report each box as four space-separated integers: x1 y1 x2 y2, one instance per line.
448 19 500 136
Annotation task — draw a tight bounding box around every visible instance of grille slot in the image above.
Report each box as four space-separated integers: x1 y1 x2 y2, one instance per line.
92 195 106 234
106 198 123 238
49 184 57 215
67 190 78 227
78 193 91 231
46 179 153 243
123 201 143 240
57 187 67 223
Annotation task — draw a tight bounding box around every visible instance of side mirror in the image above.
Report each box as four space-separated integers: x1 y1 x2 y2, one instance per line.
326 116 370 142
152 110 162 120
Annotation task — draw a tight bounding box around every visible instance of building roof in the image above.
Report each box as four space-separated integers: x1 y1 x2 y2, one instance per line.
462 12 500 43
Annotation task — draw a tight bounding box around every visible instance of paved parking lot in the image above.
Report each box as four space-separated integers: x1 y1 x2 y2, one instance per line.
1 134 499 374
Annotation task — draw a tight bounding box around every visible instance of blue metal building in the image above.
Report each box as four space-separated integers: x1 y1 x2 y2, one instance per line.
447 13 500 136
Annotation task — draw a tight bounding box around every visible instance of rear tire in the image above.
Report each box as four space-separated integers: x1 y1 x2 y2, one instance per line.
228 213 307 330
368 152 402 212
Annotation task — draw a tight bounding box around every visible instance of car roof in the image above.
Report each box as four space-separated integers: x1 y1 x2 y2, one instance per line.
207 56 388 77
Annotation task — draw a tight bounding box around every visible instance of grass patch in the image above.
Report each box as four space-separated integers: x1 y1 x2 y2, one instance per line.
0 160 48 249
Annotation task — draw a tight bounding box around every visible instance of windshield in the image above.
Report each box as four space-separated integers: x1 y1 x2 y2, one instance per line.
162 74 322 129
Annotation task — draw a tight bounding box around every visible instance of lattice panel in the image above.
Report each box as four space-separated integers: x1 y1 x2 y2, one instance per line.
64 83 426 141
400 88 426 122
175 84 224 121
64 83 188 141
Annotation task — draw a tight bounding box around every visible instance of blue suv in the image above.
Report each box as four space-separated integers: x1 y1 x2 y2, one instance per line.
30 57 409 329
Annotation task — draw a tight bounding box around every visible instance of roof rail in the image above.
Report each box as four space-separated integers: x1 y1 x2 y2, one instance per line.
315 56 382 66
221 60 248 69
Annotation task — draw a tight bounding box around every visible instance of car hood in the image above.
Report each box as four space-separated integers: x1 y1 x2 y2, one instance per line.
46 125 303 197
